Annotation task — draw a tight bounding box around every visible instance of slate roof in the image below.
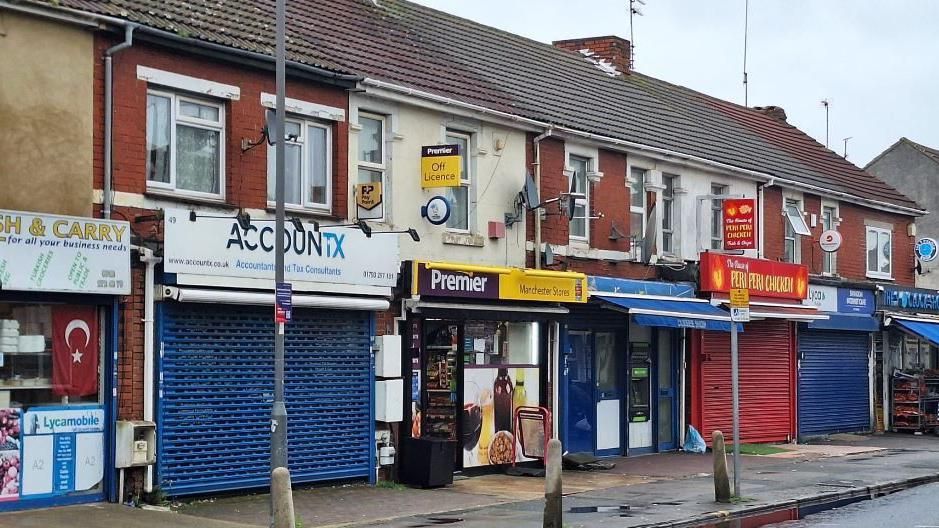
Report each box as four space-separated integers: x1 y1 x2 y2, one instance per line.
32 0 921 212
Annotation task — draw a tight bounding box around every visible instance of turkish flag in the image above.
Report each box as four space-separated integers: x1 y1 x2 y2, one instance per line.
52 306 99 397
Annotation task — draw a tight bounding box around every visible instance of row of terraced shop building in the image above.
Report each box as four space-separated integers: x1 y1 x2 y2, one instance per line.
1 0 938 511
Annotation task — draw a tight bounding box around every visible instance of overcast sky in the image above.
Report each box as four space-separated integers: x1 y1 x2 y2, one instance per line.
412 0 939 166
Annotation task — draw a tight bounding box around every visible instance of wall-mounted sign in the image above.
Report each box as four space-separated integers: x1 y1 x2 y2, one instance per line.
819 230 842 253
722 199 756 250
0 209 131 295
699 252 808 300
355 182 383 220
275 282 292 323
879 286 939 314
164 208 400 289
421 196 451 226
915 238 938 262
412 261 587 303
19 405 105 499
730 307 750 322
420 144 462 188
729 288 750 308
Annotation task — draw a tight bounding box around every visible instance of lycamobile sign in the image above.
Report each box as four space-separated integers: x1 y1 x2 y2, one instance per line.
163 208 399 288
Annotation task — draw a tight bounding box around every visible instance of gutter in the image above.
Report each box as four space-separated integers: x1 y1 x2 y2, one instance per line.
362 78 926 217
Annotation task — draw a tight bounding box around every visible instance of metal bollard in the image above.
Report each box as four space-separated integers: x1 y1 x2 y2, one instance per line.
712 430 731 503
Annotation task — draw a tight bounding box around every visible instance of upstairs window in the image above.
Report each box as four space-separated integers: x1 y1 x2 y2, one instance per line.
357 113 386 219
445 130 472 231
267 117 331 211
822 204 838 274
569 156 590 240
866 226 892 279
662 174 678 254
710 184 728 250
630 168 647 245
147 91 225 197
783 198 810 263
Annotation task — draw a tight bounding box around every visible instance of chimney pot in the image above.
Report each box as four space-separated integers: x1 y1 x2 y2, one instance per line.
754 105 788 122
553 35 632 74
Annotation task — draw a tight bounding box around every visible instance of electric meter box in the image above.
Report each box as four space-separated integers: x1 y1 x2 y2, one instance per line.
115 420 156 468
374 335 402 378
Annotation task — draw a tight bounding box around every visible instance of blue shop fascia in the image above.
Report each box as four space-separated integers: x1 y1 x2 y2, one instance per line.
876 286 939 432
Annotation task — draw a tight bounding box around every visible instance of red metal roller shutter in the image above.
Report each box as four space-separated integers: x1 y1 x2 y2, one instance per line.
698 320 794 443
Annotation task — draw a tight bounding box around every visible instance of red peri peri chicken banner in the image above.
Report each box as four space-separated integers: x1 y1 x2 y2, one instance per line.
722 198 756 250
699 252 808 300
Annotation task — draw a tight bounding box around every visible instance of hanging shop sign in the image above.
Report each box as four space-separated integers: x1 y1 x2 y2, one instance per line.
808 285 875 314
421 196 451 226
915 238 938 263
163 208 400 289
699 252 808 300
355 182 383 220
722 199 756 250
412 261 587 303
420 144 462 188
275 282 292 323
0 209 131 295
879 286 939 314
819 230 843 253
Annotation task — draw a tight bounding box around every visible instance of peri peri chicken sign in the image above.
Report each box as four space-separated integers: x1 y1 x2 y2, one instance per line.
722 198 756 250
699 253 808 300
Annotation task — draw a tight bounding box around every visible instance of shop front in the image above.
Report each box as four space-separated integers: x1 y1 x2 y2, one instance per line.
877 286 939 433
565 277 736 457
157 209 399 496
691 253 823 444
799 284 878 438
0 209 131 510
400 261 585 484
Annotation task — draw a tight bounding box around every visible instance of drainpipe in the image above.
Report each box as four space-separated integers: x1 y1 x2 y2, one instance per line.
138 246 161 492
758 179 775 259
103 24 136 219
533 129 553 269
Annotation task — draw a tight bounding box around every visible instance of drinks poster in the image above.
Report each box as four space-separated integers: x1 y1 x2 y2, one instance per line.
462 367 540 467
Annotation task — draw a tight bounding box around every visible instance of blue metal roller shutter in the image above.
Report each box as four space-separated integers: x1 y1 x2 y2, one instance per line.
159 302 372 496
798 330 870 437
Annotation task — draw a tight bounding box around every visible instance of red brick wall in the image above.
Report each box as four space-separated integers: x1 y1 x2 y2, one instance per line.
96 36 350 217
592 149 630 252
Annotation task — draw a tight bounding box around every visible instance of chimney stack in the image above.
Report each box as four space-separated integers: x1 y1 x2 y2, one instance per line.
553 36 632 74
754 106 788 122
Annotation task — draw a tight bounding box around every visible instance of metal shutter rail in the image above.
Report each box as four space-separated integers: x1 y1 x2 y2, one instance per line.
159 303 372 496
798 330 870 437
699 321 794 443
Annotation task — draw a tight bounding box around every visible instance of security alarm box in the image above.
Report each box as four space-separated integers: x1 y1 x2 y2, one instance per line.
374 335 402 378
115 420 156 468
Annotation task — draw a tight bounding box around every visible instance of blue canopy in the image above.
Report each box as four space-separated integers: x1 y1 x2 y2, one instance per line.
594 295 740 332
808 313 880 332
893 318 939 347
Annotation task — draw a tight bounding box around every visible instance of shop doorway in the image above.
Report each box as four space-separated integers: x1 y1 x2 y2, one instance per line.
564 331 623 456
656 330 679 451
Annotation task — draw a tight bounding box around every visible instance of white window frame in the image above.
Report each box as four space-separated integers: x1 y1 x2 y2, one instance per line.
710 183 728 250
445 129 473 233
356 112 387 221
821 201 839 275
866 225 893 279
662 174 678 255
265 116 333 213
146 89 226 200
630 167 648 248
568 155 592 242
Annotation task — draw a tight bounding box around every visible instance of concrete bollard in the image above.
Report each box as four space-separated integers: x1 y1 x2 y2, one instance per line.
271 466 296 528
712 430 731 504
544 438 562 528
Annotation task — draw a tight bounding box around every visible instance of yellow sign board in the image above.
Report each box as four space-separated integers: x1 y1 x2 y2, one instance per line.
499 270 587 303
420 144 462 188
729 288 750 308
355 182 382 210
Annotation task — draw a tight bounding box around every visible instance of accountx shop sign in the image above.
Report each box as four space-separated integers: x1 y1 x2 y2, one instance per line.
412 261 587 303
163 208 400 288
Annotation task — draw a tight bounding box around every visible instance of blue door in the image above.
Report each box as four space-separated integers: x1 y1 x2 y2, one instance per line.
655 329 679 451
565 332 595 454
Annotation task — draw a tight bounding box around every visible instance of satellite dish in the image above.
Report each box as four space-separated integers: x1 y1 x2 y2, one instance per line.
522 171 540 209
264 109 277 145
559 195 575 221
642 203 657 262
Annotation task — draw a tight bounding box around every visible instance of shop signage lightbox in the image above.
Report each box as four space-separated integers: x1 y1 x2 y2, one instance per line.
879 286 939 314
0 209 131 295
412 261 587 303
163 208 400 289
699 252 808 300
722 198 756 250
808 285 875 314
420 144 462 188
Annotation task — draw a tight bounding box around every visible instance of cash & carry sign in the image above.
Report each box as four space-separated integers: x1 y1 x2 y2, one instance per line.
0 209 130 295
164 208 399 289
699 252 808 300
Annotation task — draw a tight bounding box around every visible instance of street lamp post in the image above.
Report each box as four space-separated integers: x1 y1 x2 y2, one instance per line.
271 0 288 473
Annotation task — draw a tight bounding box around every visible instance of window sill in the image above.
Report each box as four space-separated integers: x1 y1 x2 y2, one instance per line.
265 203 335 219
442 231 485 247
866 273 894 281
145 188 227 206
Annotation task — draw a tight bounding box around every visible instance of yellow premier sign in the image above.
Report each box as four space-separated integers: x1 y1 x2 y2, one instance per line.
355 182 382 211
420 144 462 188
729 288 750 308
499 269 587 303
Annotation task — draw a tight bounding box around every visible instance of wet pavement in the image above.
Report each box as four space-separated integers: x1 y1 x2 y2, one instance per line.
765 482 939 527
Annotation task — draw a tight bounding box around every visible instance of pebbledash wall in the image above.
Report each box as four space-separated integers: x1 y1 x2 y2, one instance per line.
92 34 367 499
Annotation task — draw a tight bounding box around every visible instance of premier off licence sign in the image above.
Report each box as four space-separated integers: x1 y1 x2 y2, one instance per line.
420 144 462 188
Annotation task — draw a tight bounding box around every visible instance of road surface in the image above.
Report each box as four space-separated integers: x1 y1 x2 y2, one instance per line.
768 482 939 527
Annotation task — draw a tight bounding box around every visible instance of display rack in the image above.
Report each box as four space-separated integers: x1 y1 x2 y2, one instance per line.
421 328 458 441
892 370 939 433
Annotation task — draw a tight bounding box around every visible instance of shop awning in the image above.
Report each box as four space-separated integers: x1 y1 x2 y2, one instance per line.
711 296 828 322
890 317 939 347
593 295 739 332
808 313 880 332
